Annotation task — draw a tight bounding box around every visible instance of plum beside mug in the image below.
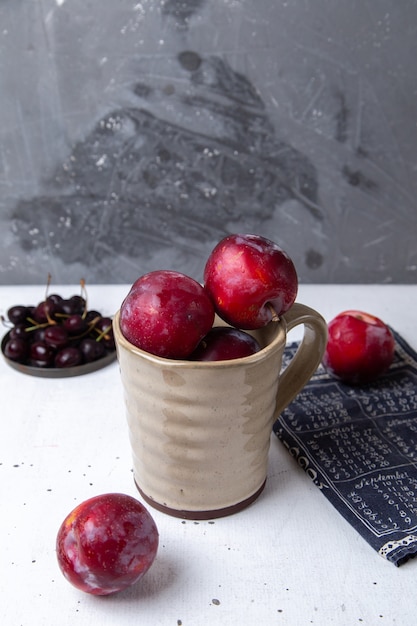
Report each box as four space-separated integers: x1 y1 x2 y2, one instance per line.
113 303 327 519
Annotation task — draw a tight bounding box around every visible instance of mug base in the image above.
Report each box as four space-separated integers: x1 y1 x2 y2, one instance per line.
134 479 267 520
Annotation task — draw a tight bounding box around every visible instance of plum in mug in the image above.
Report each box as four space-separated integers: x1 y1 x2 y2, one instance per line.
113 304 327 519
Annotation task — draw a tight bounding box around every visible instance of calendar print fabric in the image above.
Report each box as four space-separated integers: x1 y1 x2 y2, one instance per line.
274 330 417 566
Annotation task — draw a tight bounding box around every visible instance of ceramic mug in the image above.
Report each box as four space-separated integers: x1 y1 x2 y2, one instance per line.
113 303 327 519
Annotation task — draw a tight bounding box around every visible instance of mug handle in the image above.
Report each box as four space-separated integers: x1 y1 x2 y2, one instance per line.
273 303 328 420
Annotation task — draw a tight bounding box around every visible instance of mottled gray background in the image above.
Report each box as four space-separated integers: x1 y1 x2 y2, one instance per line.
1 0 416 285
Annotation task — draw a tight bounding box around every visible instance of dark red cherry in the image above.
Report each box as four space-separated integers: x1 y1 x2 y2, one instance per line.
30 342 55 367
44 326 69 350
4 338 29 363
63 314 88 335
7 305 30 325
55 347 83 368
79 338 106 363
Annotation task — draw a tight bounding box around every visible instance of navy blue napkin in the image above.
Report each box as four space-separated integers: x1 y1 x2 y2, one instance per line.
273 330 417 566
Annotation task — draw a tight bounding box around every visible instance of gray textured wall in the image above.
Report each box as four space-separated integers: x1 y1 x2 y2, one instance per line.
1 0 416 285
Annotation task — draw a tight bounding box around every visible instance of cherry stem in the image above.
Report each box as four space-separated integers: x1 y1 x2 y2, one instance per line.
25 320 53 332
95 324 112 343
1 315 13 328
80 278 89 319
45 310 56 326
45 273 52 301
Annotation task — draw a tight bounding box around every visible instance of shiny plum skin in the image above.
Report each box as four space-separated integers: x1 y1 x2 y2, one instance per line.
189 326 261 361
203 234 298 330
56 493 159 596
322 310 395 385
119 270 215 359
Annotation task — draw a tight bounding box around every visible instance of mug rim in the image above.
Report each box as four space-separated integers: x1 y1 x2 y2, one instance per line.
112 309 287 369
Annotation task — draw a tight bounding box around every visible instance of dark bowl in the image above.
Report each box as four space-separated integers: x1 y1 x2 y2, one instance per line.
1 331 117 378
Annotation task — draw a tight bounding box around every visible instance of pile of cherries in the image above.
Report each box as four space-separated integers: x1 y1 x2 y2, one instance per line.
2 278 115 369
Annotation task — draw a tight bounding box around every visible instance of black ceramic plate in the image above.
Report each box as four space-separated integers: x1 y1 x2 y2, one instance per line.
1 331 117 378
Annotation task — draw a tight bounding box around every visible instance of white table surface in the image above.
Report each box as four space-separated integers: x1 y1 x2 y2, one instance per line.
1 284 416 626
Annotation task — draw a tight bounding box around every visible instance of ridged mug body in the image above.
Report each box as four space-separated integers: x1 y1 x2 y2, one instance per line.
113 312 286 518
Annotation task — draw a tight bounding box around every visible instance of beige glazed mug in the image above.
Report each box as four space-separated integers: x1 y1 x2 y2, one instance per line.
113 303 327 519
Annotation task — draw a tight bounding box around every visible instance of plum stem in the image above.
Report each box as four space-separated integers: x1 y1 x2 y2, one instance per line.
267 303 280 322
